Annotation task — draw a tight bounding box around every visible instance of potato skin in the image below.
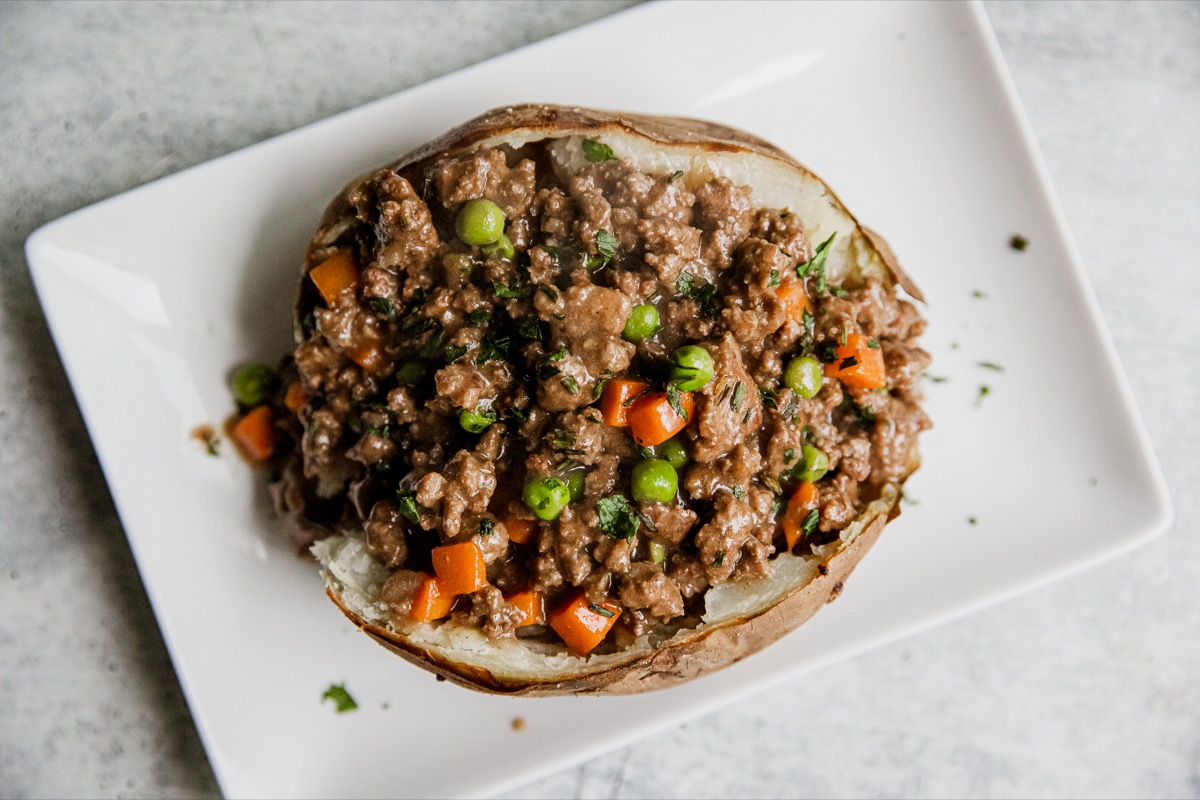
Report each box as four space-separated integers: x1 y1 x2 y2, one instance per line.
314 104 923 695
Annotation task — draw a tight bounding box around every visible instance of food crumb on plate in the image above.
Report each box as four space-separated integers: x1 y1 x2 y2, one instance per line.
1010 234 1029 251
511 717 527 732
190 424 220 456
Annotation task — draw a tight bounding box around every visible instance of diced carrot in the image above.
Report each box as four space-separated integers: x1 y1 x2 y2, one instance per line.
598 379 650 427
232 405 276 462
346 338 385 373
823 334 887 389
283 382 307 413
775 279 810 322
431 541 487 596
781 481 819 551
505 517 539 545
410 574 455 623
505 590 546 627
309 250 360 305
549 592 622 656
626 391 694 447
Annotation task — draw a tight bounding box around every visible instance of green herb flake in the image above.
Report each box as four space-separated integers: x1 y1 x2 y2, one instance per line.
768 269 780 287
867 339 880 349
977 361 1006 372
666 382 689 422
396 491 421 524
589 603 616 619
561 375 580 395
582 139 616 162
784 447 797 464
366 297 397 319
595 230 618 263
968 516 978 526
977 384 991 406
731 485 746 501
492 279 533 299
924 373 949 383
800 509 820 536
714 551 726 567
475 327 511 366
797 232 836 296
537 283 559 301
972 289 988 299
1010 234 1029 252
466 308 490 325
830 286 848 298
592 377 611 401
596 494 640 540
444 344 468 364
730 381 746 412
517 318 544 341
322 683 358 713
478 518 496 536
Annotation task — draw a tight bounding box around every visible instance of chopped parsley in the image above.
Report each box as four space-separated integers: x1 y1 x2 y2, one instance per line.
867 339 880 349
801 509 820 536
478 518 495 536
1010 234 1029 251
596 494 640 540
977 384 991 405
977 361 1005 372
924 372 949 383
730 381 746 411
492 279 533 299
595 230 618 263
366 297 397 319
582 138 616 162
797 232 836 294
465 308 490 325
675 271 719 317
592 376 611 401
444 344 468 364
589 603 616 618
731 485 746 500
536 283 558 301
666 382 689 421
396 491 421 524
668 169 685 182
784 447 797 464
321 683 358 713
475 327 511 365
517 318 545 341
714 551 726 567
968 516 978 526
561 375 580 395
768 269 780 287
972 289 988 299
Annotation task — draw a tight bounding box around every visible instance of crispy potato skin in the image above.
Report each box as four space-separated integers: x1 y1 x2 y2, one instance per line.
314 104 922 695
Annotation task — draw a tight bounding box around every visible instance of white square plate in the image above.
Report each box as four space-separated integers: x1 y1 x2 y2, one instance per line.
26 1 1171 797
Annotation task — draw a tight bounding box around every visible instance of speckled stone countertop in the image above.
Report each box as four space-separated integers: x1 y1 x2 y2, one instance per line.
2 2 1197 797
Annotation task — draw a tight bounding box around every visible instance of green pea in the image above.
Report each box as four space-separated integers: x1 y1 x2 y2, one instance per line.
231 363 275 407
482 232 515 260
623 304 660 341
656 437 689 471
522 477 571 521
648 540 667 564
669 345 715 391
565 470 586 502
455 198 506 246
784 356 823 399
795 445 830 482
631 458 678 503
395 359 428 386
459 403 497 434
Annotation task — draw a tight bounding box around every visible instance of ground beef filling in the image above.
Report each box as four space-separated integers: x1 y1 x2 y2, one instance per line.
277 142 929 654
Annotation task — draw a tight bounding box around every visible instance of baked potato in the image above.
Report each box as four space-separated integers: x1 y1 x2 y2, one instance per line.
276 104 929 695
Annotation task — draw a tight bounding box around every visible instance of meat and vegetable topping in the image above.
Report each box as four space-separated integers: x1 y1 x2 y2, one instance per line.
252 136 929 657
